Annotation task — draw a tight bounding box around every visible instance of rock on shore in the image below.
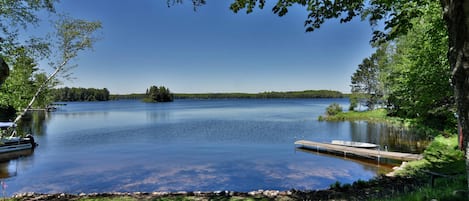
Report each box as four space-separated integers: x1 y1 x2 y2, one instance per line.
11 175 427 201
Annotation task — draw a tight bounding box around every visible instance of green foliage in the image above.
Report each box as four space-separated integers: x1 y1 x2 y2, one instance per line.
369 175 467 201
55 16 102 61
8 16 101 124
382 1 453 130
0 0 56 53
52 87 110 102
350 44 389 110
348 92 360 111
144 85 174 103
325 103 342 116
321 108 388 121
0 47 53 111
33 72 55 108
110 93 146 100
0 0 57 114
396 135 465 177
113 90 344 100
0 58 8 86
344 1 454 130
422 135 465 174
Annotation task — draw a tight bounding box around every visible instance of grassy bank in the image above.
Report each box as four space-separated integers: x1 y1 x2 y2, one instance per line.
373 135 467 201
318 109 390 122
318 109 443 137
317 108 467 200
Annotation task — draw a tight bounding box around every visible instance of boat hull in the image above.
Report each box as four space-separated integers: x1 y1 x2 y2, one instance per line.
331 140 379 149
0 136 36 153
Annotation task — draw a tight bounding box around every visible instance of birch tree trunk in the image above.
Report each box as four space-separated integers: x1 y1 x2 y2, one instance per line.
7 17 101 134
10 60 67 131
440 0 469 194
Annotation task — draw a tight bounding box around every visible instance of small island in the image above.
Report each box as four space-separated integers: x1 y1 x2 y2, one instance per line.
142 85 174 103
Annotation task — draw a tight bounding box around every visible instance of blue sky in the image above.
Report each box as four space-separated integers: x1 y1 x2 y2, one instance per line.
37 0 375 94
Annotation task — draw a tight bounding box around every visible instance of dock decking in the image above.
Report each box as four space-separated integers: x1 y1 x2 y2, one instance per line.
295 140 423 161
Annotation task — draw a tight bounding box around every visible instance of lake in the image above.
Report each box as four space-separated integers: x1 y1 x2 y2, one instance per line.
1 99 428 195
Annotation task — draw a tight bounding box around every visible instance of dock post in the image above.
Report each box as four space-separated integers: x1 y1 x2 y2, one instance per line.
378 146 381 164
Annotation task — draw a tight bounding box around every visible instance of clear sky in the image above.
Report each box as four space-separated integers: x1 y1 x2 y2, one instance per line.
37 0 376 94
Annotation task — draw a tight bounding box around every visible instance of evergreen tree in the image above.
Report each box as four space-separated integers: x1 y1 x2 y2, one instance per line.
144 85 174 102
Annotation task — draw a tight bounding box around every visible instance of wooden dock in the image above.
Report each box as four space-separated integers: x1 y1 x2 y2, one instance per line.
295 140 423 161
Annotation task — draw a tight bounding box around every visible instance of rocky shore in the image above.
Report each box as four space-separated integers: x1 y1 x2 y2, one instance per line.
11 175 427 201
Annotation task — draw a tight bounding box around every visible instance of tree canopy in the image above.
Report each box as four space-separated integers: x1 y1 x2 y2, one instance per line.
350 47 384 110
229 0 432 43
144 86 174 103
348 1 453 130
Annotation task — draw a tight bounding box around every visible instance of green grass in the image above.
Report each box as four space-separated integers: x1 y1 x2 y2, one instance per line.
395 135 465 176
377 135 467 201
369 175 467 201
319 109 392 122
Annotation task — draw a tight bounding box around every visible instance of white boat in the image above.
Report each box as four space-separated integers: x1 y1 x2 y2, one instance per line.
0 122 37 153
331 140 379 149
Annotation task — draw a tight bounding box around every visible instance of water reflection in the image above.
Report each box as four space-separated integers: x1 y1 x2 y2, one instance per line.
146 111 170 122
349 121 429 153
16 111 49 136
0 149 34 179
0 111 45 180
295 148 398 173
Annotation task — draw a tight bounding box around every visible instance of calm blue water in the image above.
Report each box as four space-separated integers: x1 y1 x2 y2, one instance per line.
1 99 427 195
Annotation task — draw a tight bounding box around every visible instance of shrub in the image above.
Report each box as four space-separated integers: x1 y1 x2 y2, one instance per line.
326 103 343 116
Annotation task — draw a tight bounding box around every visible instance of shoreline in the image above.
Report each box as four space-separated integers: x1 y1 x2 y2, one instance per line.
10 175 426 201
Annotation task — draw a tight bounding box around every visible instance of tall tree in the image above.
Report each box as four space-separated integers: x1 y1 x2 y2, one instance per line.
350 50 383 110
382 2 453 130
440 2 469 176
12 17 102 124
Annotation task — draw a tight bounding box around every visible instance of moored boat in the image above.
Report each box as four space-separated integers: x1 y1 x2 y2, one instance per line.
331 140 379 149
0 122 37 153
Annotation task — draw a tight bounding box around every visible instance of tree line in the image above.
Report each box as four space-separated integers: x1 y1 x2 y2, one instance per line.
110 90 344 100
349 1 453 131
52 87 110 102
175 90 344 99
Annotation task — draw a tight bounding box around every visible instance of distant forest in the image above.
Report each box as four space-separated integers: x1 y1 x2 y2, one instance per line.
52 87 110 101
111 90 345 100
